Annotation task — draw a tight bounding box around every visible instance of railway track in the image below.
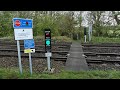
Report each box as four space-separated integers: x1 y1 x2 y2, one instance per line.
82 43 120 47
0 41 72 46
1 48 120 63
1 43 120 63
0 49 69 53
82 43 120 64
0 40 72 73
0 41 71 61
1 40 120 70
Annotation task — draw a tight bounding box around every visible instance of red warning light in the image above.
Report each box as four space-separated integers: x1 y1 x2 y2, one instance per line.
46 33 50 37
15 20 21 26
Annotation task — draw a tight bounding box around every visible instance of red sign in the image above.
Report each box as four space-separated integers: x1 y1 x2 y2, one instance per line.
15 20 21 26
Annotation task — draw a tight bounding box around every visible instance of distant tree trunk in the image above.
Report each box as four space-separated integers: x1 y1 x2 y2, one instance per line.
112 11 120 25
77 34 78 40
71 34 73 39
87 11 105 36
114 14 120 25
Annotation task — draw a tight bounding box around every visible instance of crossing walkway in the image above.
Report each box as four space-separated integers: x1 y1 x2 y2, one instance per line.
65 41 88 71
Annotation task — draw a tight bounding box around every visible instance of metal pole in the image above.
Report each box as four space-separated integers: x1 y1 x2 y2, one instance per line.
17 40 22 74
89 22 92 41
77 34 78 40
88 26 91 41
85 35 86 42
29 52 32 75
90 24 92 40
47 56 51 71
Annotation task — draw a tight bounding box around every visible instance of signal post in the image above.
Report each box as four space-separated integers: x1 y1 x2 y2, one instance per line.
44 29 54 73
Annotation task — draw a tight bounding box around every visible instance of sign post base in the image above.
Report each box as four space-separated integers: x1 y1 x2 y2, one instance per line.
43 67 55 73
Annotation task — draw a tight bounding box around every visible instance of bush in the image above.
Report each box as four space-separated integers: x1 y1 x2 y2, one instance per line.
114 30 120 37
52 36 72 42
107 30 114 37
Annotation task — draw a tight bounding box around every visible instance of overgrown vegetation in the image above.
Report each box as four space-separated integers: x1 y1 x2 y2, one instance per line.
1 11 120 40
0 11 78 38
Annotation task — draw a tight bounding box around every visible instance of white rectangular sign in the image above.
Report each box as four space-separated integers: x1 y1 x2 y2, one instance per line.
14 29 33 40
45 52 52 57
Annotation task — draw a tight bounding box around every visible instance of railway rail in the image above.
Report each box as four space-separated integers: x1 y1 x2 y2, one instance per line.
1 48 120 63
0 49 69 53
82 43 120 47
1 41 120 71
0 41 72 46
82 43 120 66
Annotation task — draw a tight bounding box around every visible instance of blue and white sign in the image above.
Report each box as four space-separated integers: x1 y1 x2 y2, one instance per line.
13 18 33 28
24 39 35 49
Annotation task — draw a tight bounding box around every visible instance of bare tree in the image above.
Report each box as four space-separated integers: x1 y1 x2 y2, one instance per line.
86 11 105 36
111 11 120 25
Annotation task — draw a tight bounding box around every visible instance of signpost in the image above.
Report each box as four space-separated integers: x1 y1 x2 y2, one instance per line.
24 39 35 75
17 40 22 74
13 18 33 75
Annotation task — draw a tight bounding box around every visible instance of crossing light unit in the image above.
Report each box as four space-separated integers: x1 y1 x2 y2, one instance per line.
44 29 51 52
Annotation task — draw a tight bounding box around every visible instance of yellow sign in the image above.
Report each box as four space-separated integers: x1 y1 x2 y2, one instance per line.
24 49 35 53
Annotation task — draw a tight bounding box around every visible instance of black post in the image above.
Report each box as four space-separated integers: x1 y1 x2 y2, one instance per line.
84 27 87 42
84 27 87 35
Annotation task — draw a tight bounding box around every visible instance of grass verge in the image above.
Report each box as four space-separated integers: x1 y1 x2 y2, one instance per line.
0 36 72 42
81 36 120 44
1 68 120 79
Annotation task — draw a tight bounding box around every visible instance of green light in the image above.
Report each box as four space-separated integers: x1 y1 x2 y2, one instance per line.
46 40 50 46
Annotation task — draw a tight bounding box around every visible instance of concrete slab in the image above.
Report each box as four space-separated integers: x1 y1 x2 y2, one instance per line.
65 42 88 71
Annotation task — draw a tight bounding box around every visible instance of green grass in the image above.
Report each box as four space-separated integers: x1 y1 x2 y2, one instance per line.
1 68 120 79
52 36 72 42
2 36 120 44
81 36 120 44
0 36 14 41
0 36 72 42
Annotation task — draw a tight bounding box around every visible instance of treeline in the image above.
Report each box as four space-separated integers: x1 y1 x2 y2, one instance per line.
0 11 120 39
0 11 81 39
